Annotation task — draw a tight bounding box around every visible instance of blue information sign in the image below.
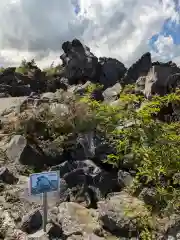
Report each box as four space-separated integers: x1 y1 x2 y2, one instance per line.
29 171 59 195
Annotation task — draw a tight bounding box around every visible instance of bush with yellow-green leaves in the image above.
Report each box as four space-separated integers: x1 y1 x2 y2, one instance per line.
82 85 180 215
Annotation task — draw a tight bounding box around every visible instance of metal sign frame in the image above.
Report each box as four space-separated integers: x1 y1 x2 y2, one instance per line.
28 171 60 232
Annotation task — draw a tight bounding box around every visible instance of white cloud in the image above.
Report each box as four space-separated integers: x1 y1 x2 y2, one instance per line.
151 35 180 65
0 0 179 69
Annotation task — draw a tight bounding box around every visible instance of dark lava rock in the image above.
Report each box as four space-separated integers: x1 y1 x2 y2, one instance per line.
20 209 42 234
0 167 18 184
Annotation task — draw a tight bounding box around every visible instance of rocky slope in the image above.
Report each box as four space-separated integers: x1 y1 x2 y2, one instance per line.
0 39 179 239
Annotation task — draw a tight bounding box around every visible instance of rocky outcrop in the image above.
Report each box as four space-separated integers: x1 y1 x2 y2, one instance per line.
0 39 180 101
60 39 99 85
98 57 126 89
98 191 151 237
121 52 152 85
60 39 126 89
136 64 180 99
51 159 120 208
167 73 180 93
56 202 102 237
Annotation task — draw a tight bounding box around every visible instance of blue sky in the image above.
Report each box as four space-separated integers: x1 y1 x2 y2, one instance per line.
150 0 180 46
150 18 180 52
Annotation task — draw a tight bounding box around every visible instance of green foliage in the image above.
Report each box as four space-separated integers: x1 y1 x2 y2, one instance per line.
43 62 64 76
15 59 37 74
102 88 180 215
124 199 155 239
0 67 5 73
77 84 180 216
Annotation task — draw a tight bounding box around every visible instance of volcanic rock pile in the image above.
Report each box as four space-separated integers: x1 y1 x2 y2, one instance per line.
0 39 179 239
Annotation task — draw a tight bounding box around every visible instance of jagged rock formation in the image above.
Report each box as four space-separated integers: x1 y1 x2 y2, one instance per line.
136 63 180 99
60 39 126 89
167 73 180 92
60 39 99 84
98 57 126 88
121 52 152 85
0 39 180 101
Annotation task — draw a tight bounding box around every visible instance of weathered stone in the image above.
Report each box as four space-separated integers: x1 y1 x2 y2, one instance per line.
46 222 62 239
163 214 180 239
60 39 99 85
139 187 157 207
27 229 49 239
144 66 171 98
84 233 106 240
99 57 126 88
57 202 102 237
0 167 18 184
167 73 180 93
5 135 45 167
60 39 126 89
72 81 92 95
20 209 42 234
98 191 151 237
135 76 146 94
122 52 152 85
77 132 95 158
139 65 180 99
51 159 119 207
103 83 122 102
117 170 133 188
67 234 83 240
6 135 27 163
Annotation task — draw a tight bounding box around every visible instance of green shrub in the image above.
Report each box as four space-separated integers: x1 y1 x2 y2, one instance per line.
102 88 180 215
43 62 64 76
15 59 37 74
0 67 4 73
79 84 180 215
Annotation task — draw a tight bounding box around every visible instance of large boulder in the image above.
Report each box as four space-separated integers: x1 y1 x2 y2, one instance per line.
98 57 126 89
167 73 180 93
143 65 180 99
121 52 152 85
5 135 46 169
56 202 102 237
97 191 151 238
0 69 33 97
0 83 32 97
0 167 18 184
27 66 47 93
20 209 42 234
51 159 120 207
0 64 48 96
60 39 127 89
60 39 99 85
102 82 122 102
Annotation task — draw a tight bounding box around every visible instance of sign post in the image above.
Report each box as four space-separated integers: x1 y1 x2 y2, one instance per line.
42 192 47 232
28 171 60 233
